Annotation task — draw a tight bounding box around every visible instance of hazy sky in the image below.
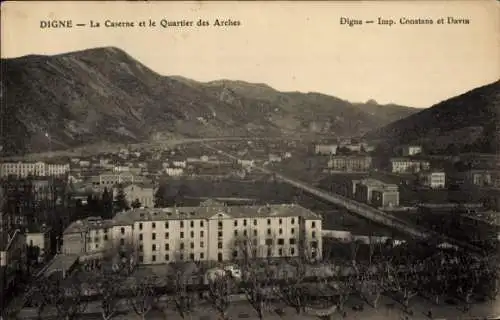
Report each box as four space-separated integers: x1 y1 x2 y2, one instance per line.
2 1 499 108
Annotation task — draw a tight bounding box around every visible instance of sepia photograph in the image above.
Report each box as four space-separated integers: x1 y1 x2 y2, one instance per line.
0 1 499 319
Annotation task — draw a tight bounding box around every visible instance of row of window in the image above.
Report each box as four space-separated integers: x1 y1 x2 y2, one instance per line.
137 218 315 231
136 244 319 263
136 228 317 241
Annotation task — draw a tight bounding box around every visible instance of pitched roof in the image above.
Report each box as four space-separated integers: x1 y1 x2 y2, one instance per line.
112 203 321 225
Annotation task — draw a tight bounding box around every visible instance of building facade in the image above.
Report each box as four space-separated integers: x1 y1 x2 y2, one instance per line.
390 158 430 174
354 179 399 208
328 156 372 172
114 183 155 208
315 144 338 155
402 145 422 156
0 162 69 178
419 171 446 189
89 172 142 188
62 204 323 264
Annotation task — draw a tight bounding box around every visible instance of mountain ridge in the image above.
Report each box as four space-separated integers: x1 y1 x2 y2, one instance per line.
366 79 500 154
1 46 418 156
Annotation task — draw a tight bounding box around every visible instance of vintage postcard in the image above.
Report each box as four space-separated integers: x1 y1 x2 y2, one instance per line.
0 1 499 320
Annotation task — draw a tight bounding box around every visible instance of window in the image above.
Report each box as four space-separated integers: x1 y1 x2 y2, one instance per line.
139 245 144 252
265 239 273 246
180 232 184 239
312 221 316 228
190 242 194 249
200 221 204 227
152 222 156 229
267 248 272 256
234 230 238 236
179 254 184 261
139 256 144 263
120 238 125 245
104 235 108 241
200 241 204 248
267 229 271 235
180 243 185 250
191 231 194 238
165 232 169 239
312 231 316 238
120 227 125 235
279 228 283 235
94 237 99 242
234 220 238 227
243 219 247 226
289 238 296 245
190 253 195 260
253 230 257 237
279 248 283 256
200 253 204 259
291 228 295 234
218 242 222 249
152 255 156 262
218 221 223 228
165 222 169 228
152 233 156 240
165 254 169 261
291 218 295 224
104 228 108 233
291 247 295 255
311 241 318 249
200 230 204 237
139 234 143 241
218 231 223 237
279 219 282 225
165 244 169 251
253 219 257 226
243 230 247 237
278 239 284 245
152 244 156 251
95 244 99 249
180 221 184 228
139 223 143 230
190 221 194 228
267 219 271 225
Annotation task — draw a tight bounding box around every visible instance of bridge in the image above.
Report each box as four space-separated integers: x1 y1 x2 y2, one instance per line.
203 144 485 256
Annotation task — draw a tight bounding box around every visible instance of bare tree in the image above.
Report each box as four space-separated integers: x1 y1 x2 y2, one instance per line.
275 258 308 314
41 273 90 320
232 234 271 319
393 264 420 309
206 273 234 320
167 259 198 318
127 275 158 320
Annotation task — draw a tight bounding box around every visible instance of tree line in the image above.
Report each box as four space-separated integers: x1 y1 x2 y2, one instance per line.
15 240 499 320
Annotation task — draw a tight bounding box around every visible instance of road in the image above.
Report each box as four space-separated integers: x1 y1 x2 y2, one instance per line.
203 144 484 256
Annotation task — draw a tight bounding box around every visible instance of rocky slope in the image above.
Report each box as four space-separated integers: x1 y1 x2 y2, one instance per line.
1 47 418 156
366 80 500 154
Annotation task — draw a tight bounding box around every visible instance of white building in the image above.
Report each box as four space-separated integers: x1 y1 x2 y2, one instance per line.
61 203 323 264
238 159 255 168
390 158 430 174
419 171 446 189
113 166 130 173
165 167 184 176
114 183 155 208
402 145 422 156
314 144 338 155
26 224 51 262
172 160 187 168
0 161 69 178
